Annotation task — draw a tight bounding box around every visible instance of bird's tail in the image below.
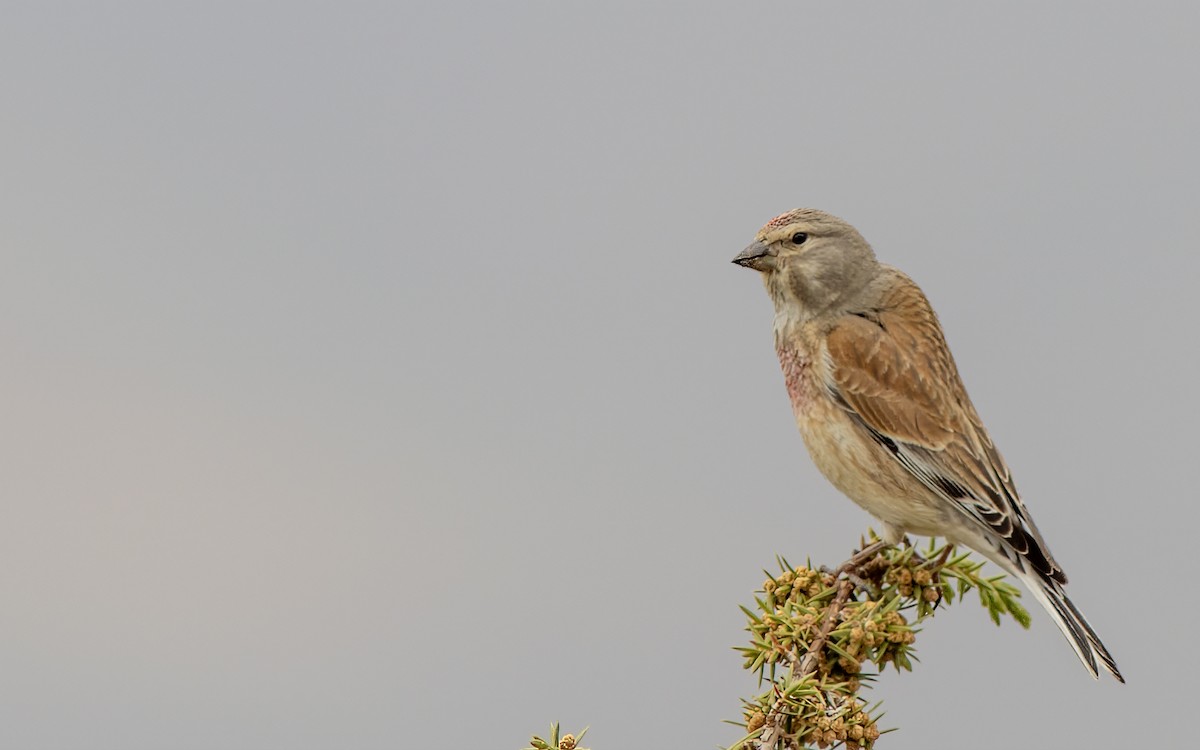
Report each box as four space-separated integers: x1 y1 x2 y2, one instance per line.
1012 566 1124 682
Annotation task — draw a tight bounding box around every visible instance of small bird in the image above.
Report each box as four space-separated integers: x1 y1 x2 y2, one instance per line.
733 208 1122 682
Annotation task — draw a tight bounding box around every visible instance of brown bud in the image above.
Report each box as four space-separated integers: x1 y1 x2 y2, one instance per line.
746 710 765 733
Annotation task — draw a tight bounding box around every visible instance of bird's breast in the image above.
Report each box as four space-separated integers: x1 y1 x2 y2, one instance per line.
775 334 947 539
775 342 819 416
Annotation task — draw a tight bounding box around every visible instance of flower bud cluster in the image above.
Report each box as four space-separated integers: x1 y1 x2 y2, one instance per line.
743 566 840 672
800 697 882 750
881 556 945 619
763 566 835 609
522 725 587 750
741 691 881 750
841 605 917 672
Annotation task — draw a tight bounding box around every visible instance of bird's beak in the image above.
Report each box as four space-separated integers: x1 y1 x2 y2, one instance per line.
732 241 775 272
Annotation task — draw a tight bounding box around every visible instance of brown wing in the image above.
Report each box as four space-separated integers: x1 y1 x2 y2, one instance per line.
825 274 1066 584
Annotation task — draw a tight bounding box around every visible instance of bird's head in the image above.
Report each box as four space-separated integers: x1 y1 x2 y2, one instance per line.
733 208 878 318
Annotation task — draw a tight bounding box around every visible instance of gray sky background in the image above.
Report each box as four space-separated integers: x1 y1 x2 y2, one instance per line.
3 3 1198 748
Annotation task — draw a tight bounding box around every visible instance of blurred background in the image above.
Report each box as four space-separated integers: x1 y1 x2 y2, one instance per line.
2 3 1197 748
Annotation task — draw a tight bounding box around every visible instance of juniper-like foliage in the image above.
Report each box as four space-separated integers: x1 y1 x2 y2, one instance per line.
522 532 1031 750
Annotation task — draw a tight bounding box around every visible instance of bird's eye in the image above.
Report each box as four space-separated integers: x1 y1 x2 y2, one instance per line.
791 232 808 245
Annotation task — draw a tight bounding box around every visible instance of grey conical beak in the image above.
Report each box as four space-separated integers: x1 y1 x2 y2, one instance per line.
732 241 774 271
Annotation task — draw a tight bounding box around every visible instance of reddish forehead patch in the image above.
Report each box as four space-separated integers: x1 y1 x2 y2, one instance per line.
764 211 796 229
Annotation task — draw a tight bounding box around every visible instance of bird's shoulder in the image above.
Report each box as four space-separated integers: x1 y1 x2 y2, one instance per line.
820 267 970 448
832 267 964 383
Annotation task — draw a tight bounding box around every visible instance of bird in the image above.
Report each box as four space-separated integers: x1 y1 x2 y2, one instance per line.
732 207 1123 682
